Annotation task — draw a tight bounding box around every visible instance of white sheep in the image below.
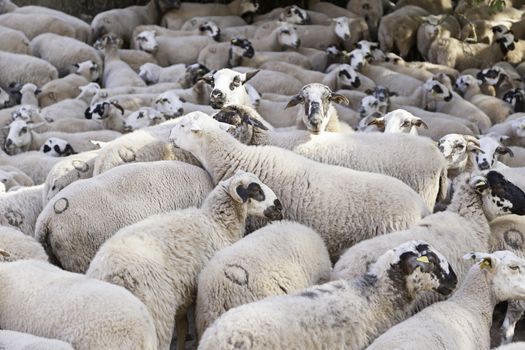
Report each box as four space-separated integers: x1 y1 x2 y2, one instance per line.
0 51 58 88
0 330 74 350
43 149 99 204
200 68 258 109
456 74 513 125
30 33 102 77
138 62 186 85
476 134 515 171
0 168 33 192
4 120 121 155
0 259 157 349
367 108 429 135
0 225 47 261
87 170 282 350
199 240 457 350
153 90 215 119
37 73 89 107
0 25 30 54
0 184 43 236
91 0 180 46
35 160 213 272
72 60 100 82
0 12 76 39
0 147 63 185
169 112 430 260
99 35 146 89
123 107 166 131
366 250 525 350
488 117 525 148
195 220 331 338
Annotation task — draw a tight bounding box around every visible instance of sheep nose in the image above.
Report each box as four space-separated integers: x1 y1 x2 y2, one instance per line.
5 139 12 148
263 199 284 221
211 89 225 100
177 107 184 116
478 161 490 170
123 124 132 132
294 39 301 48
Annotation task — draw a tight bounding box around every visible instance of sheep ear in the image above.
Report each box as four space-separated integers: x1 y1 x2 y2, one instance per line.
285 94 303 109
110 102 125 115
413 119 429 129
330 93 350 106
244 70 259 83
497 146 514 157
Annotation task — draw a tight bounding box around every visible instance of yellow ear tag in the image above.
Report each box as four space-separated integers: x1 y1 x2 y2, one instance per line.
416 256 429 264
479 258 492 270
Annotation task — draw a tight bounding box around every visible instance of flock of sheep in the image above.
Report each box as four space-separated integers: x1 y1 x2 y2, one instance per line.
1 0 525 349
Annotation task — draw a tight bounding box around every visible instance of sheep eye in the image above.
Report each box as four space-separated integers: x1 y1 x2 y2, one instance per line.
20 127 27 134
510 266 520 271
455 144 465 149
402 121 410 127
137 112 144 119
281 30 290 35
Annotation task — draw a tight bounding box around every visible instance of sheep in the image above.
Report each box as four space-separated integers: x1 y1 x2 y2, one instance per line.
91 0 181 46
310 2 359 19
169 112 430 260
195 220 331 338
367 108 429 135
0 25 30 54
504 88 525 113
0 259 157 349
255 5 331 25
0 51 58 88
366 250 525 350
487 117 525 148
35 160 213 272
346 0 386 39
99 35 146 89
0 168 33 192
135 30 216 66
248 22 301 52
200 68 259 109
153 90 215 119
123 107 166 131
138 62 186 85
4 120 121 155
19 83 40 107
181 15 245 31
456 74 513 125
0 12 76 40
38 74 90 108
84 100 128 132
347 49 422 96
500 146 525 168
87 170 282 350
71 60 101 83
131 21 220 46
43 149 99 204
40 138 76 157
30 33 102 77
478 65 521 99
161 0 259 29
0 330 74 350
417 16 461 61
476 134 515 170
0 147 63 185
215 103 447 210
0 184 44 236
198 240 457 350
220 24 258 41
0 226 47 261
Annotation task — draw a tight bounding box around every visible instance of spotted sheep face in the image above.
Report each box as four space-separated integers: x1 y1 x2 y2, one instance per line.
347 49 371 71
40 137 76 157
169 111 235 156
368 240 457 297
85 101 119 120
455 75 480 95
492 24 510 40
285 83 349 134
437 134 482 170
359 95 382 119
222 170 283 221
423 79 452 102
498 32 518 54
336 64 361 90
154 91 185 119
503 89 525 113
199 20 221 41
472 171 525 220
4 120 36 154
73 60 100 82
464 250 525 301
124 107 165 132
477 66 506 86
277 23 300 49
0 87 9 107
135 30 158 53
477 134 513 170
201 68 259 109
230 37 255 60
279 5 309 25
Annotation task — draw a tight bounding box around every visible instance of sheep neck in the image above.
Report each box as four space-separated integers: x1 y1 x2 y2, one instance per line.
449 266 495 332
201 186 247 242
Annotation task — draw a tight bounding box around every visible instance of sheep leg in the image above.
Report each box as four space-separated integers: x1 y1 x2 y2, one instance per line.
176 309 188 350
501 300 525 345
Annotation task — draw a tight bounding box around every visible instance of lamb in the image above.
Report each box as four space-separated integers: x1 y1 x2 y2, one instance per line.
0 168 33 192
161 0 258 29
0 184 44 236
40 138 76 157
0 259 157 349
0 25 30 54
476 134 515 170
91 0 181 46
30 33 102 77
0 226 47 261
366 250 525 350
42 149 99 204
38 74 90 108
487 117 525 148
0 13 76 40
195 220 331 338
232 67 303 96
138 62 186 85
456 74 512 125
0 51 58 88
99 35 146 89
123 107 165 131
87 170 282 350
0 331 73 350
35 160 213 272
4 120 121 155
169 112 430 260
198 240 457 350
135 30 216 66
